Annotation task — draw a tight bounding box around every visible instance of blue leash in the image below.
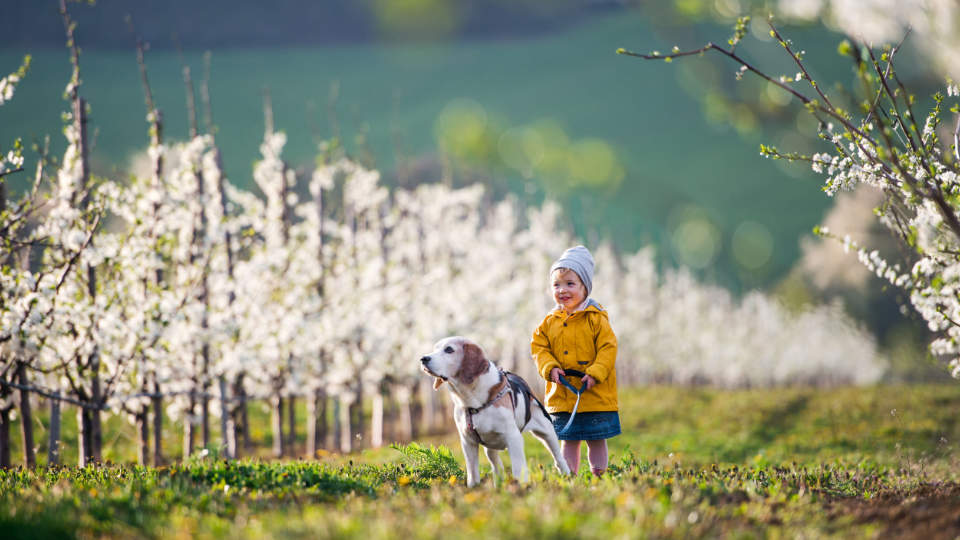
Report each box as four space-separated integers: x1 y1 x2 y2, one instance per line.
555 370 589 435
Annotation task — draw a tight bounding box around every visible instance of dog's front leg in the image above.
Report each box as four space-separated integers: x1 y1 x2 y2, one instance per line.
459 435 482 487
504 430 529 483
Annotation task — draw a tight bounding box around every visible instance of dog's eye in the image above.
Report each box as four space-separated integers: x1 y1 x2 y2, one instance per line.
444 346 454 353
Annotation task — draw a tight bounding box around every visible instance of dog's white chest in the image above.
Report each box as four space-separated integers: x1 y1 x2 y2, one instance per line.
456 406 512 450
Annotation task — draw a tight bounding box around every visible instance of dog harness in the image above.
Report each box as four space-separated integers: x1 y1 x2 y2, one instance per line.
465 370 510 446
505 371 550 430
464 369 554 447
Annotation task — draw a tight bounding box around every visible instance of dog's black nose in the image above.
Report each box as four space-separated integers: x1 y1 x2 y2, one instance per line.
420 356 431 364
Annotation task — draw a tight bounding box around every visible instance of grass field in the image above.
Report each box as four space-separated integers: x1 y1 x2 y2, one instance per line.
3 384 959 539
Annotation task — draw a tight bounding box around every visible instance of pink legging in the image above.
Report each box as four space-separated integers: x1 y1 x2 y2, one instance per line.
562 439 608 475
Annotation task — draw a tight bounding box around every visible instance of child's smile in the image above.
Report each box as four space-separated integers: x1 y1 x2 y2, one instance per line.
552 269 587 313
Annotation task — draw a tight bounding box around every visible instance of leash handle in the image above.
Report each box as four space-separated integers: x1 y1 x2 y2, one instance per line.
556 369 589 395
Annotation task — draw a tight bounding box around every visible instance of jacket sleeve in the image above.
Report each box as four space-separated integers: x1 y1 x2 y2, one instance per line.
585 313 617 383
532 317 561 381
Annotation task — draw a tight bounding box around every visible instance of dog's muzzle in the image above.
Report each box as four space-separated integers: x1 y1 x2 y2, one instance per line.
419 356 441 377
420 356 447 389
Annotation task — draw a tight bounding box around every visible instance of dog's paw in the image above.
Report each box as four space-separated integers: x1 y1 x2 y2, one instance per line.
505 478 532 495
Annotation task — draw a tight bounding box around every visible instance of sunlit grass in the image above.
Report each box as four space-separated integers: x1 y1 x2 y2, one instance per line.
2 384 958 538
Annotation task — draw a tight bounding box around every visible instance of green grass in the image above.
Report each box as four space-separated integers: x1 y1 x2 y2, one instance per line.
613 385 959 467
2 384 959 539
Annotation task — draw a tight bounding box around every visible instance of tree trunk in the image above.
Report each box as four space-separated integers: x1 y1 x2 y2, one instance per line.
306 390 319 458
287 394 296 456
91 404 102 463
271 394 284 458
77 406 92 467
63 33 96 465
338 398 352 453
382 396 394 443
136 410 149 465
232 373 251 455
17 363 35 467
90 345 102 463
410 388 422 440
219 376 234 459
48 392 61 465
0 405 11 468
151 380 163 466
438 393 452 433
200 395 210 451
183 392 196 459
240 395 251 453
201 345 211 451
318 392 329 450
350 401 361 450
201 390 210 452
419 379 436 435
135 374 150 465
397 391 413 443
371 391 384 448
332 399 341 451
352 383 364 449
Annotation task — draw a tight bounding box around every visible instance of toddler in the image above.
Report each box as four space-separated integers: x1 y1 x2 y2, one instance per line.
532 245 620 476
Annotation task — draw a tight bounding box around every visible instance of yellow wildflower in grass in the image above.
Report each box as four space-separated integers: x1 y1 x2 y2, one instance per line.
397 475 411 486
469 509 490 529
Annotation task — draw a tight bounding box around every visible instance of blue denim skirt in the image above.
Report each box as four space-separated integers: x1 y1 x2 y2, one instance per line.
551 411 621 441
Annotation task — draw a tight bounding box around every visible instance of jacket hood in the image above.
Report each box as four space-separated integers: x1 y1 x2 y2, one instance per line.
552 298 604 315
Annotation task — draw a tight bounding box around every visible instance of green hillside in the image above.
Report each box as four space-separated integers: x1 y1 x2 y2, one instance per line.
0 11 849 287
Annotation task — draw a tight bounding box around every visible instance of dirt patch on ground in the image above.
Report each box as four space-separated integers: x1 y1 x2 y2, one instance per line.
826 482 960 539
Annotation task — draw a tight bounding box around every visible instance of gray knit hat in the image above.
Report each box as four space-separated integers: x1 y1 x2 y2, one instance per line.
550 245 595 295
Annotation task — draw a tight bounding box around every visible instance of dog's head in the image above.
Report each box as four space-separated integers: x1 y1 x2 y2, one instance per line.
420 336 490 389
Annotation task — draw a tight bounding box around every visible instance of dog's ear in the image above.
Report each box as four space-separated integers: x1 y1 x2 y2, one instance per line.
433 377 445 390
456 342 489 384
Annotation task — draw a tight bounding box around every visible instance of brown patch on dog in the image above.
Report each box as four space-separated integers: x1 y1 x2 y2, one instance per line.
487 376 513 409
456 342 490 384
492 392 514 409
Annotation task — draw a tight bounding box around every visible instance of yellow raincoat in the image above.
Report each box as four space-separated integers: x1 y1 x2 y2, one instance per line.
531 300 618 413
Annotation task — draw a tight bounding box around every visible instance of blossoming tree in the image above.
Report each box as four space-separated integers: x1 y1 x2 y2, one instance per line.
619 11 960 378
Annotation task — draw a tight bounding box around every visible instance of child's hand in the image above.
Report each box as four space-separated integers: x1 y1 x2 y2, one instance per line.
582 374 597 390
550 367 565 384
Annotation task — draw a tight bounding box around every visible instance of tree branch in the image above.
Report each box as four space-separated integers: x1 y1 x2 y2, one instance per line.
0 167 24 179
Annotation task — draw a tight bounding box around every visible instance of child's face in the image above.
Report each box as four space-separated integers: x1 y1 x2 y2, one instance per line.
552 269 587 312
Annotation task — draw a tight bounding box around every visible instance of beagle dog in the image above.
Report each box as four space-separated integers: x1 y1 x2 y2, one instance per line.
420 336 570 486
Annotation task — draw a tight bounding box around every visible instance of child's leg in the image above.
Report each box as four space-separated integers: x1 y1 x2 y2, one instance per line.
586 439 608 476
561 440 581 474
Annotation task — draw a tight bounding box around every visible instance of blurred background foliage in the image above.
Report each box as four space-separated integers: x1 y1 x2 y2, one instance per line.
0 0 948 378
